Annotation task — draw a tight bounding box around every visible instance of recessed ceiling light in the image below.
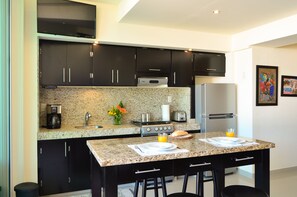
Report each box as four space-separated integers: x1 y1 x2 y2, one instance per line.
213 10 220 14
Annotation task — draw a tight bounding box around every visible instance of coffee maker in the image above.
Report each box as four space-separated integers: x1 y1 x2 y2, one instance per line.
47 104 62 129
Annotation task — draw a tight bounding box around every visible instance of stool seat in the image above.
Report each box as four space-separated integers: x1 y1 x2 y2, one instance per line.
221 185 269 197
14 182 39 197
167 192 199 197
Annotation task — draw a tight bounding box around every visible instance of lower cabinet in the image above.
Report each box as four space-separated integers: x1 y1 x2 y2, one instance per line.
38 134 139 196
38 138 91 196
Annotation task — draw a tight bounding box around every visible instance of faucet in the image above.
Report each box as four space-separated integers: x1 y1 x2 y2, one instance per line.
84 112 91 126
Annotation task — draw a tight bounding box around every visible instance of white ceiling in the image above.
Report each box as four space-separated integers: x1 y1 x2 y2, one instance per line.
115 0 297 35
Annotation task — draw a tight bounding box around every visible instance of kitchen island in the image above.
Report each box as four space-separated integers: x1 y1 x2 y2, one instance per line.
87 132 275 197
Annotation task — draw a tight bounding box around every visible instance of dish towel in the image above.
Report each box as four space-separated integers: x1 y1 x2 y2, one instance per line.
128 144 189 157
199 138 259 148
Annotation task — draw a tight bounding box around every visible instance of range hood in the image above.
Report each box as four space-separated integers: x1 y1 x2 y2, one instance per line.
137 77 168 87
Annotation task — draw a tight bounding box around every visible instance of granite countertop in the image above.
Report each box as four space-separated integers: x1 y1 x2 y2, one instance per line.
87 131 275 167
38 121 200 140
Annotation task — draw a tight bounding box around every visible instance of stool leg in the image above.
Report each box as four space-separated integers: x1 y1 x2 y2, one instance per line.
212 171 218 197
161 177 167 197
198 172 204 197
182 174 189 193
142 179 147 197
134 180 139 197
154 178 159 197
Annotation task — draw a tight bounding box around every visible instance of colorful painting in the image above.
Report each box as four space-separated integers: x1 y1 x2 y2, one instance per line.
256 65 278 106
281 75 297 96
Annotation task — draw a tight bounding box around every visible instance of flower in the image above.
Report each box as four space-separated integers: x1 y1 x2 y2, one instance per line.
108 101 127 124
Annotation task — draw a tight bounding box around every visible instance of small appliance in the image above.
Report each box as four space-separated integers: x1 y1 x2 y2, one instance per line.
47 104 62 129
172 111 187 122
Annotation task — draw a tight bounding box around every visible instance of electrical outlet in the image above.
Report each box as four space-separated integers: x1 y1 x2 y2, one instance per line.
168 96 172 103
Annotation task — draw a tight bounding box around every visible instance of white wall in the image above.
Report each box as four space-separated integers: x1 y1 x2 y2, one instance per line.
11 0 38 192
97 3 232 52
233 49 253 139
252 46 297 170
232 14 297 50
232 46 297 171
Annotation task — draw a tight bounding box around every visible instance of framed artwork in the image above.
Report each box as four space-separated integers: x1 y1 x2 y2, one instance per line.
281 75 297 96
256 65 278 106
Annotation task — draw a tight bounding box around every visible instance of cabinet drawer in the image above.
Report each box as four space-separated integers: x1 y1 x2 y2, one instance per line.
117 160 173 183
222 151 261 168
174 156 214 176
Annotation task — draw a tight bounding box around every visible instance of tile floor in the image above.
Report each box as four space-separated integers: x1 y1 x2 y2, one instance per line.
43 167 297 197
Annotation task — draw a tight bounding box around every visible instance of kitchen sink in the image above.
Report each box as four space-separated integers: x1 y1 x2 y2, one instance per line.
74 125 103 129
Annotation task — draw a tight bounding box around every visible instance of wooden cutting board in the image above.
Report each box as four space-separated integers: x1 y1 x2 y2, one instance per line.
169 134 193 140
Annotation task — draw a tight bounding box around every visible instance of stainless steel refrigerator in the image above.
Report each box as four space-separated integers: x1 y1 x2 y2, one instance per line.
196 83 237 176
196 83 237 133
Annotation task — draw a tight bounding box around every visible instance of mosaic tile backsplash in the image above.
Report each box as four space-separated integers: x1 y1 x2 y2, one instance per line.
39 87 191 127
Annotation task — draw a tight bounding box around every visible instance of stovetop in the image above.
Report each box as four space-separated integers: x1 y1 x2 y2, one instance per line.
132 120 174 136
132 120 171 126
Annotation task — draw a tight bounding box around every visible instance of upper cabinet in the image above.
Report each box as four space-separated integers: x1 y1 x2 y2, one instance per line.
92 45 136 86
39 40 226 88
170 50 194 87
39 40 92 86
193 52 226 76
136 48 171 76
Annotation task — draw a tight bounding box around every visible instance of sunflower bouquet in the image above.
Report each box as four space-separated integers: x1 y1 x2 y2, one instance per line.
108 101 127 125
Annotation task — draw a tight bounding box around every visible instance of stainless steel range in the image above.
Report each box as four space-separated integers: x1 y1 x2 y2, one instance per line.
132 120 174 137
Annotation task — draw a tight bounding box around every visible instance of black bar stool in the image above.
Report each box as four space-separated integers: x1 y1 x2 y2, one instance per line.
134 177 167 197
221 185 269 197
168 170 218 197
168 192 199 197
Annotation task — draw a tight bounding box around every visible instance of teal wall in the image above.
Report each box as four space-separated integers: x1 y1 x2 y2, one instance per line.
0 0 10 196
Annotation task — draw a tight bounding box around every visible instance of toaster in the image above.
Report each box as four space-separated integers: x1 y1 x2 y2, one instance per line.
172 111 187 122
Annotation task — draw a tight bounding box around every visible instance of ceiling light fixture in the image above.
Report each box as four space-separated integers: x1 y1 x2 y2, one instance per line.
213 10 220 14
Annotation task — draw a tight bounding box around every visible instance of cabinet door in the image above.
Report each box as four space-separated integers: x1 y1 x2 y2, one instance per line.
38 140 69 195
39 40 67 86
171 51 194 87
93 45 136 86
68 138 91 191
93 45 115 85
136 48 171 75
67 43 93 86
113 46 136 86
194 52 225 76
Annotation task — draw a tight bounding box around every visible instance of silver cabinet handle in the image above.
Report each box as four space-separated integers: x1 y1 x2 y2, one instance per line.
189 162 211 168
68 68 71 83
64 142 67 157
235 157 254 162
111 69 114 83
149 68 161 72
116 70 119 83
173 72 176 84
62 68 66 83
206 68 216 71
135 168 161 174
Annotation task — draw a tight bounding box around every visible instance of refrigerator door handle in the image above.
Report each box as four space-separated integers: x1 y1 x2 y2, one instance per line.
205 113 237 119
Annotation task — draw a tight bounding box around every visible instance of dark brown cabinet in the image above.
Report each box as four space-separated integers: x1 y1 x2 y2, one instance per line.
38 140 69 195
92 44 136 86
193 52 225 76
38 138 91 196
39 40 93 86
170 50 194 87
136 48 171 76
